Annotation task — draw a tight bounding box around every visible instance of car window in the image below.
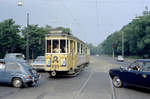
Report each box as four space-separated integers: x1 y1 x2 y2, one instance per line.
142 62 150 71
129 62 143 71
6 63 20 71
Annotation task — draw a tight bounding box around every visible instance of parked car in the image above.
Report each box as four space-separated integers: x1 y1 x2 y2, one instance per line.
4 53 26 63
117 55 124 62
0 61 40 88
109 59 150 89
31 56 45 71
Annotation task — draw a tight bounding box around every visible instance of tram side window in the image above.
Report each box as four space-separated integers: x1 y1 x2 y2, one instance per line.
74 42 77 54
47 40 51 53
53 40 60 53
60 40 66 53
77 42 80 54
81 44 83 55
86 47 88 54
67 40 69 53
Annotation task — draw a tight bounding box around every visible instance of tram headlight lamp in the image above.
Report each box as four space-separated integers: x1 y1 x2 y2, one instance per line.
61 59 66 66
53 56 58 63
47 58 51 67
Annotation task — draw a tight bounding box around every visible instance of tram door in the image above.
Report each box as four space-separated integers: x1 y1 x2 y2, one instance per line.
70 40 75 69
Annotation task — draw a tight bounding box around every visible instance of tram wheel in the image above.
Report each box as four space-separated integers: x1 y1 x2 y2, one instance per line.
51 71 56 77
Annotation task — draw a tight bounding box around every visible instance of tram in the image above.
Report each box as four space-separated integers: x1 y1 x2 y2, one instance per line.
45 30 90 77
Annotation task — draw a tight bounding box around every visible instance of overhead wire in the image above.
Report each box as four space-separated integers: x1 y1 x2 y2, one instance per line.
58 0 87 42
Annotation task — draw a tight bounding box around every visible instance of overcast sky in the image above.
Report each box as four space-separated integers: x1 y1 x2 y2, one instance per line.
0 0 150 45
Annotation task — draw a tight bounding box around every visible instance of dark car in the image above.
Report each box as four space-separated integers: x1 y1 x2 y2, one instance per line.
109 59 150 89
0 61 40 88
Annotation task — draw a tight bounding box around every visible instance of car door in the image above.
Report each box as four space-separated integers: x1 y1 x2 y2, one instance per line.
122 69 138 85
5 62 21 83
121 62 140 85
136 62 150 88
0 63 6 82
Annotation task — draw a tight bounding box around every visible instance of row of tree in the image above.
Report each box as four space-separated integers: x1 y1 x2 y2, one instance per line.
0 19 70 58
99 8 150 57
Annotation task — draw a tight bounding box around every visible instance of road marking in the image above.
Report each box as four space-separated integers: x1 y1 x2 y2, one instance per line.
73 69 93 99
109 76 117 99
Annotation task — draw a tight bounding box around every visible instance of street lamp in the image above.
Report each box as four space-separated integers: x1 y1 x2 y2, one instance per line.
18 0 30 63
18 0 23 6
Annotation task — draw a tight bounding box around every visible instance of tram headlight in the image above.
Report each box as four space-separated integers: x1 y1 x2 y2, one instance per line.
47 58 51 67
61 59 66 67
53 56 58 63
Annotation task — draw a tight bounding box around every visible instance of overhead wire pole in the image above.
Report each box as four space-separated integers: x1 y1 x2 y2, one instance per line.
122 31 124 57
96 0 100 35
26 13 29 63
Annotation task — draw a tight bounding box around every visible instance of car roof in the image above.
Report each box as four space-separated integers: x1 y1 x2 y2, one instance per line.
136 59 150 62
5 53 23 55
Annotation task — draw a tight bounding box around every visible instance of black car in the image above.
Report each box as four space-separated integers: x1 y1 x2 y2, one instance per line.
109 59 150 89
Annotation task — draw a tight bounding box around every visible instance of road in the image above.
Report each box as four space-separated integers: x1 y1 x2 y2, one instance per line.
0 56 150 99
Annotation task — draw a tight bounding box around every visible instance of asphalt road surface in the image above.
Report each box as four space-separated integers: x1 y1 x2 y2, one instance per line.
0 56 150 99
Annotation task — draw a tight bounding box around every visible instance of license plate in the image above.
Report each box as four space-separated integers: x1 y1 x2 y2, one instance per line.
32 77 35 82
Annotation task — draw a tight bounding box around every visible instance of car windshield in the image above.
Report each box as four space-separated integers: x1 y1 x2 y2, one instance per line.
35 56 45 61
142 62 150 71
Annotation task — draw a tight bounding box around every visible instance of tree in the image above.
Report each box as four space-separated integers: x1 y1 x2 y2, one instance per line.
0 19 21 58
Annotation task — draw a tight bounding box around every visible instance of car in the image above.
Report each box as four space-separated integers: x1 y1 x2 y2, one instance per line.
4 53 26 63
109 59 150 89
0 61 40 88
117 55 124 62
31 56 45 71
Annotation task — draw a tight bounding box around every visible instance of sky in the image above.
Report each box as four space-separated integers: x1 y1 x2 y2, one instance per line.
0 0 150 45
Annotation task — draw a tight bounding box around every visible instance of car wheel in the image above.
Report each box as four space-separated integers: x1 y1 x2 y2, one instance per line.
112 76 123 88
12 78 23 88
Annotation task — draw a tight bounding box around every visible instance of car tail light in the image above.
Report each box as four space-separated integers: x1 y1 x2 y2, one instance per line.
27 75 32 79
38 73 41 79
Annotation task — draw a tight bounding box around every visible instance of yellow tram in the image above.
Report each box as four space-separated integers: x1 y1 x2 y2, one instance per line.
45 30 90 77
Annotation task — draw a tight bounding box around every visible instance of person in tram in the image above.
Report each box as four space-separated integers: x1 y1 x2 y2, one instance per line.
53 44 61 53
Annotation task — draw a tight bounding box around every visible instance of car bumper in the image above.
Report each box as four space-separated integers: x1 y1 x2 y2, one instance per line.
24 76 39 84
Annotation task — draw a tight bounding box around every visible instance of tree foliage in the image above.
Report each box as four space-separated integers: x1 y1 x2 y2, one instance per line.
0 19 71 59
100 8 150 57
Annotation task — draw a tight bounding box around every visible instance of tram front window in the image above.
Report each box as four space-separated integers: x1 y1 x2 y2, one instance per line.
53 40 60 53
52 40 67 53
60 40 66 53
47 40 51 53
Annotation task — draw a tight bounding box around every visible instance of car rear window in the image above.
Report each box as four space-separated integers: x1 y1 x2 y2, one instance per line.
6 63 20 71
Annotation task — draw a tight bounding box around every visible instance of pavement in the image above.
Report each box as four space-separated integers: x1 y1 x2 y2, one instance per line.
0 56 150 99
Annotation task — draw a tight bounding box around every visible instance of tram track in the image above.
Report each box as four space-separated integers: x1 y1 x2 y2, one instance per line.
72 68 93 99
109 76 117 99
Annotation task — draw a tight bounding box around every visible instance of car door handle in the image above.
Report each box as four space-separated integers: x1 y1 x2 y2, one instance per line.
142 74 147 78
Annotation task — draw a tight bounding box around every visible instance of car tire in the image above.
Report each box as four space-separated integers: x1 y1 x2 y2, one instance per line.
112 76 123 88
12 78 23 88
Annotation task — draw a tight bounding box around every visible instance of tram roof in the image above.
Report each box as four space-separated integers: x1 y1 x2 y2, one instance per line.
46 33 86 45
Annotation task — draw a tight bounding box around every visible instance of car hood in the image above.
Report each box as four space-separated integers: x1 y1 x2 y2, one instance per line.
109 68 120 72
31 61 45 65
